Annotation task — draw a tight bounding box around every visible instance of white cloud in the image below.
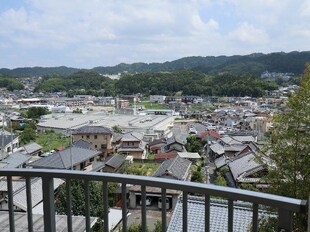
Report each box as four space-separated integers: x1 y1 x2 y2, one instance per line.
0 0 308 68
229 22 269 44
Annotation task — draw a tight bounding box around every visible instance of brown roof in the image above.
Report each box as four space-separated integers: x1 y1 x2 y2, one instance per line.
154 152 177 160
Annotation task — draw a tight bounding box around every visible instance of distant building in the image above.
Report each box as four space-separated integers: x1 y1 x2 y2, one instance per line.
150 95 166 104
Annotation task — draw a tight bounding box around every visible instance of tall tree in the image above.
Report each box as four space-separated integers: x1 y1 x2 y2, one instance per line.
266 64 310 229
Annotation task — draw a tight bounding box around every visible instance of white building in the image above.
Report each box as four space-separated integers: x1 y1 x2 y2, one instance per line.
150 95 166 104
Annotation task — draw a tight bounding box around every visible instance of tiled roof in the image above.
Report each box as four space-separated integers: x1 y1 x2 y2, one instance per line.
73 125 112 134
72 139 92 149
0 211 97 232
0 134 18 148
121 131 143 142
28 146 100 169
0 152 30 169
166 137 184 146
148 138 166 147
167 195 275 232
209 143 224 155
228 152 264 182
153 156 191 180
154 153 177 160
177 152 201 159
105 154 125 169
199 130 221 140
23 142 42 154
12 177 64 211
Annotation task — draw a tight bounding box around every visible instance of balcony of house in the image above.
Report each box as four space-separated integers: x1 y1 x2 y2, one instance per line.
0 168 308 232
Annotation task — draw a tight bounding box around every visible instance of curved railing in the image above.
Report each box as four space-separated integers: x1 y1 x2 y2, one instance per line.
0 168 307 232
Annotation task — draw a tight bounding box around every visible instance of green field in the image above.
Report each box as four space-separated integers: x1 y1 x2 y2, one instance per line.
36 131 70 152
136 101 168 109
118 161 161 176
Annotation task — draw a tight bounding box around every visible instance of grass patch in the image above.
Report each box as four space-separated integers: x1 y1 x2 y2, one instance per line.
36 131 70 152
137 101 168 109
118 161 161 176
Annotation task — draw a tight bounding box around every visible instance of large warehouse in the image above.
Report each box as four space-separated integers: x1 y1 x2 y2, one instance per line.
37 112 175 140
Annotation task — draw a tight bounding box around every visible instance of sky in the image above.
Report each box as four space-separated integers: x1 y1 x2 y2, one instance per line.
0 0 310 69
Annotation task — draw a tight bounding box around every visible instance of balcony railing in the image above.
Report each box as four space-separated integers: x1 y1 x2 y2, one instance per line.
0 168 308 232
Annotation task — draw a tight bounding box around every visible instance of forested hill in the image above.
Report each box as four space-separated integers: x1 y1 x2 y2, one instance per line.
1 51 310 76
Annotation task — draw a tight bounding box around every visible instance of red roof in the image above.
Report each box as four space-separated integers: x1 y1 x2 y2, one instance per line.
154 152 177 160
199 130 221 140
208 130 221 139
56 146 65 151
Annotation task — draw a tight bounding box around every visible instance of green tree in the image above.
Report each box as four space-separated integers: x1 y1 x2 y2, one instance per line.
27 107 50 119
185 136 202 153
20 126 36 144
266 64 310 230
191 170 204 183
112 125 122 133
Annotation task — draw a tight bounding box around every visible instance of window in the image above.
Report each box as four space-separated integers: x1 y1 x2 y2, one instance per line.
87 135 90 139
95 145 97 148
94 135 97 139
82 135 84 139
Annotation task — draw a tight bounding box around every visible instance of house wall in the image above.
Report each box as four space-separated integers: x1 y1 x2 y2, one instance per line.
72 133 113 156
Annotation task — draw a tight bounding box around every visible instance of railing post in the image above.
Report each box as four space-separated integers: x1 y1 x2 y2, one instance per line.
278 209 292 232
7 176 15 232
42 177 56 232
307 195 310 232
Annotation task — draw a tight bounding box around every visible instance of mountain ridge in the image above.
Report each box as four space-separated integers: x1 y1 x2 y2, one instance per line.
1 51 310 77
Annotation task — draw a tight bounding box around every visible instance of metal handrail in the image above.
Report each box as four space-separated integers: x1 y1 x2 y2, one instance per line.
0 168 308 232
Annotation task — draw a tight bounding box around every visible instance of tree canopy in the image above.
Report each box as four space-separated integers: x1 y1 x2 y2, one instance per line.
266 64 310 230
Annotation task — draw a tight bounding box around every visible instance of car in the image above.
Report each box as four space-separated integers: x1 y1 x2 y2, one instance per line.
140 196 152 206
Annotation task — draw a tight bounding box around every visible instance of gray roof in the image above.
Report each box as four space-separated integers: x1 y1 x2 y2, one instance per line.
228 152 264 183
0 211 97 232
12 177 64 211
177 152 201 159
0 134 18 148
167 195 275 232
105 154 125 169
232 136 255 143
0 179 26 192
121 131 143 142
214 155 229 169
73 125 112 134
0 152 30 168
72 139 92 149
23 142 42 155
166 136 184 146
28 146 100 169
220 136 243 146
153 156 191 180
210 143 224 155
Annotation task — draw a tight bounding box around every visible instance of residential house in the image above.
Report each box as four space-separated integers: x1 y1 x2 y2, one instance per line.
117 132 146 159
103 154 125 172
22 142 43 156
0 133 19 159
0 152 30 169
153 156 191 181
0 177 64 212
148 138 167 154
72 125 113 158
27 146 101 171
160 137 186 154
227 151 270 187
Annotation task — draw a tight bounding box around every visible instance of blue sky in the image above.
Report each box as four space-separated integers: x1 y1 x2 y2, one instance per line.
0 0 310 68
